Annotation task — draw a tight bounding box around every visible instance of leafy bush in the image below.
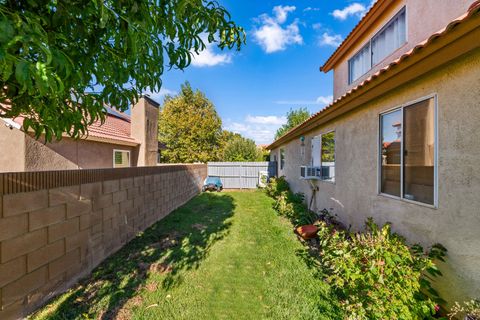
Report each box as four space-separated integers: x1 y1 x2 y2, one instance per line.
449 299 480 320
265 176 290 198
317 218 447 320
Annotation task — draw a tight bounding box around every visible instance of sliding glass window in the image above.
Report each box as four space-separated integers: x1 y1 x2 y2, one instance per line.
379 96 436 205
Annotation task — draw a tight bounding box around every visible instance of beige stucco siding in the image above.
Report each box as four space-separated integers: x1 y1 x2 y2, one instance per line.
24 137 138 171
0 123 26 172
334 0 473 99
273 49 480 305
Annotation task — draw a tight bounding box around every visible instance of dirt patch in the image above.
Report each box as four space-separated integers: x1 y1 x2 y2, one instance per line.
145 282 158 292
149 262 173 274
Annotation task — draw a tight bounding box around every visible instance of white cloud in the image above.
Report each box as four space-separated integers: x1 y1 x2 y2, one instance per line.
143 87 177 103
253 6 303 54
316 95 333 105
332 3 367 20
312 23 322 30
304 7 320 12
273 5 296 24
190 38 232 67
224 114 288 144
246 115 287 125
318 32 343 47
275 95 333 106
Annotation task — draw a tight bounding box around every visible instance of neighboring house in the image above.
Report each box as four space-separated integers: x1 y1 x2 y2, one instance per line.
0 96 161 171
268 0 480 306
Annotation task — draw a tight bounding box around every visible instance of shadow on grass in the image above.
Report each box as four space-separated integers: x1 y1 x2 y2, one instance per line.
295 245 344 318
32 192 235 320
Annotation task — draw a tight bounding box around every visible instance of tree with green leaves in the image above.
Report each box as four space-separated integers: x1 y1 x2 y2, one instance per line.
158 82 222 163
0 1 245 141
275 107 311 140
222 134 263 162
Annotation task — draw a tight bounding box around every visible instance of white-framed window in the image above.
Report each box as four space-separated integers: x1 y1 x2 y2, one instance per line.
379 95 437 206
113 149 131 168
311 131 336 182
349 7 406 84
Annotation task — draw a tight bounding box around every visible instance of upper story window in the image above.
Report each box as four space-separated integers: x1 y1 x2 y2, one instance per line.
349 7 406 84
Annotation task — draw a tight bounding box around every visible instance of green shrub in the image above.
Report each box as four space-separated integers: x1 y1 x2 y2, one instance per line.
272 191 316 226
449 299 480 319
265 176 290 198
317 218 447 320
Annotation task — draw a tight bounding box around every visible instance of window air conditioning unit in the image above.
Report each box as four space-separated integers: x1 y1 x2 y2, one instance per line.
300 166 320 179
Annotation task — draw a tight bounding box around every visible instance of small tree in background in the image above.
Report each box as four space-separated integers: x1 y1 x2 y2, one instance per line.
0 1 245 141
275 107 311 140
222 135 263 162
158 82 222 163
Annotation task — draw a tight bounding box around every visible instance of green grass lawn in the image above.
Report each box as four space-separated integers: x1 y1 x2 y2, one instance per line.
31 190 341 320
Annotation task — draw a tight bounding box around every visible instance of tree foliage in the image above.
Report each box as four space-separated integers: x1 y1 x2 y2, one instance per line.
222 134 262 162
158 82 222 163
275 107 311 140
0 0 245 141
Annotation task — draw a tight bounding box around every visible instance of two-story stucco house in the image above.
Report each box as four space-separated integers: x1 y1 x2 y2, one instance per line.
268 0 480 306
0 96 162 171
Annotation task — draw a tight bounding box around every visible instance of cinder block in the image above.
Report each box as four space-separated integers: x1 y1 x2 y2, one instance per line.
3 190 48 217
79 215 91 231
1 229 47 263
0 256 26 287
120 178 134 190
119 199 134 215
80 182 102 199
0 214 28 241
134 176 145 187
27 240 65 272
65 230 88 252
29 205 66 231
66 199 91 218
112 190 127 204
92 194 113 211
103 180 120 194
2 266 47 307
49 186 80 206
48 218 79 243
102 204 119 221
127 187 140 200
48 248 80 280
0 298 23 319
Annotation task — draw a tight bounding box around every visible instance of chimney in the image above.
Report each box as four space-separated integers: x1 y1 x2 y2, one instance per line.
131 96 160 166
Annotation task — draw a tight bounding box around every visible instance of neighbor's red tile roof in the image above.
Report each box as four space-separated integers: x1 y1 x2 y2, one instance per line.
10 105 139 145
267 1 480 150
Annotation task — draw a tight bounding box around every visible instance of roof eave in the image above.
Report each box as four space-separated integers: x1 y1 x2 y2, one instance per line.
320 0 395 73
268 10 480 150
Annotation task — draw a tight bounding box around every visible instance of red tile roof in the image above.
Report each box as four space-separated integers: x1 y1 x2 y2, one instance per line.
8 106 139 145
268 1 480 150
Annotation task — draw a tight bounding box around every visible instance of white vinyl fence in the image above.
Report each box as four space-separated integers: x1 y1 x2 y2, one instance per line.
207 162 277 189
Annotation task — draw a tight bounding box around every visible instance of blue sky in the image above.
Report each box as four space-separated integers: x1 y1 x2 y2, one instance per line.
146 0 376 144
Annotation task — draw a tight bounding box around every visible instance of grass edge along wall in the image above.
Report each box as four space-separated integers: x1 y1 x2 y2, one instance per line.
0 164 207 319
270 48 480 308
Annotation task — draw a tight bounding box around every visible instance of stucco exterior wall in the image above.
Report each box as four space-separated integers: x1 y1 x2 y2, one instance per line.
333 0 473 99
131 98 159 166
24 137 138 171
273 49 480 306
0 123 25 172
